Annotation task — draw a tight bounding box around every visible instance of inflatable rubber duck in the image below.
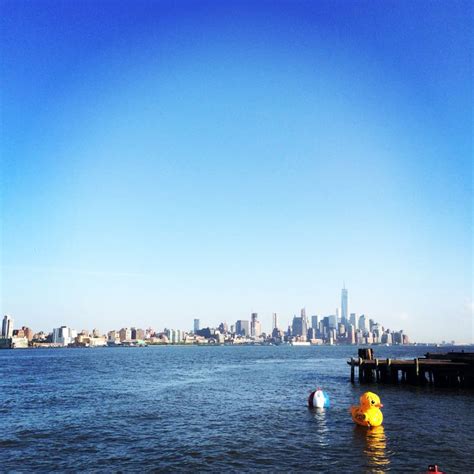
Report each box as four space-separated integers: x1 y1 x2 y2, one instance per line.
351 391 383 427
308 389 330 408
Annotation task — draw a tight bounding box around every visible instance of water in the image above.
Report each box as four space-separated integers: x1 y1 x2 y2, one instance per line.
1 345 473 472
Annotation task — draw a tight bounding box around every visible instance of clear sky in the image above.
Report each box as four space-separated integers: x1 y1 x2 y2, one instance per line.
1 0 472 342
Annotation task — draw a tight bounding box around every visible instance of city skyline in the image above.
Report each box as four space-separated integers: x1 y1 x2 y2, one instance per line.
0 285 461 344
1 1 472 343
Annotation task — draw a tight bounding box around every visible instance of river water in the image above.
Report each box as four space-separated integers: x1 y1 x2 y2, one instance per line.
1 345 473 472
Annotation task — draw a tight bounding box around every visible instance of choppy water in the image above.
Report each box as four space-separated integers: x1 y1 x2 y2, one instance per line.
1 345 473 472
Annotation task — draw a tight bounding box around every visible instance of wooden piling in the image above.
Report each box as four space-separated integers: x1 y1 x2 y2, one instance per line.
347 350 474 388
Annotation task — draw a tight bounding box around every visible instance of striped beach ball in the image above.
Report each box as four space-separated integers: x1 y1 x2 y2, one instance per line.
308 389 330 408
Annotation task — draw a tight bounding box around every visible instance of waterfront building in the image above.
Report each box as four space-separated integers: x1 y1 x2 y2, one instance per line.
381 331 393 344
292 314 308 341
235 320 250 336
22 327 34 341
311 315 319 330
341 285 348 323
130 327 145 340
107 330 120 344
119 328 131 342
167 328 177 343
218 322 228 334
52 326 76 346
2 315 14 338
193 319 200 333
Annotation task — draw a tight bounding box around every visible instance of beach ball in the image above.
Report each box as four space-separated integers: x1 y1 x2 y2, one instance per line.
308 389 330 408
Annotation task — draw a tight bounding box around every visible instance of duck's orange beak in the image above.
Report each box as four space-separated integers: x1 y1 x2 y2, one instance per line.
376 403 383 408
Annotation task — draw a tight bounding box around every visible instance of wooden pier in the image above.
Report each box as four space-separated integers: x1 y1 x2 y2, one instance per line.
348 349 474 388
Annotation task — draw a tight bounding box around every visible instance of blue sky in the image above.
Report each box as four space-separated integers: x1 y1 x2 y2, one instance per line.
1 0 472 342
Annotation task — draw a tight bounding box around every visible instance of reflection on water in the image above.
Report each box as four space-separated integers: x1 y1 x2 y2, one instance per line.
353 425 390 473
309 407 329 448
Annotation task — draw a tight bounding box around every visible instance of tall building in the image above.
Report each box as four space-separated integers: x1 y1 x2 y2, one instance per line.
341 285 348 323
250 313 261 337
292 315 308 340
328 315 337 329
272 313 278 331
235 320 250 336
311 315 319 330
193 319 200 333
349 313 357 328
2 315 14 338
119 327 131 341
358 314 369 333
52 326 76 346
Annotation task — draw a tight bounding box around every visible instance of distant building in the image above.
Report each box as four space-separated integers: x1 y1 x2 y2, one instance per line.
195 327 212 339
292 315 308 340
311 315 319 330
272 313 278 331
328 315 337 329
218 322 228 334
22 327 34 342
235 320 250 336
250 313 261 337
341 285 348 323
52 326 76 346
358 314 369 333
2 315 14 338
349 313 357 327
107 330 120 343
134 328 145 340
167 328 184 343
193 319 200 333
119 328 131 341
348 324 356 344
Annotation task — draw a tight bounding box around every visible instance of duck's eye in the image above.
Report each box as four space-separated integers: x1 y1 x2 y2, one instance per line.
371 400 375 404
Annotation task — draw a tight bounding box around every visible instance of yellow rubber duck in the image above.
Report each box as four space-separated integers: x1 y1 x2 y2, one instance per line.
351 391 384 427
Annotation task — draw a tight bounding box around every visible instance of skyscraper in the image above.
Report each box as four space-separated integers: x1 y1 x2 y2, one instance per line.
358 314 369 333
292 314 308 340
236 320 250 336
350 313 357 327
2 315 14 338
272 313 278 331
193 318 200 333
341 285 348 323
250 313 261 337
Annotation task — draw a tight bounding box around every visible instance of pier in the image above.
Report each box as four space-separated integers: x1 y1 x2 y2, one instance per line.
348 349 474 388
